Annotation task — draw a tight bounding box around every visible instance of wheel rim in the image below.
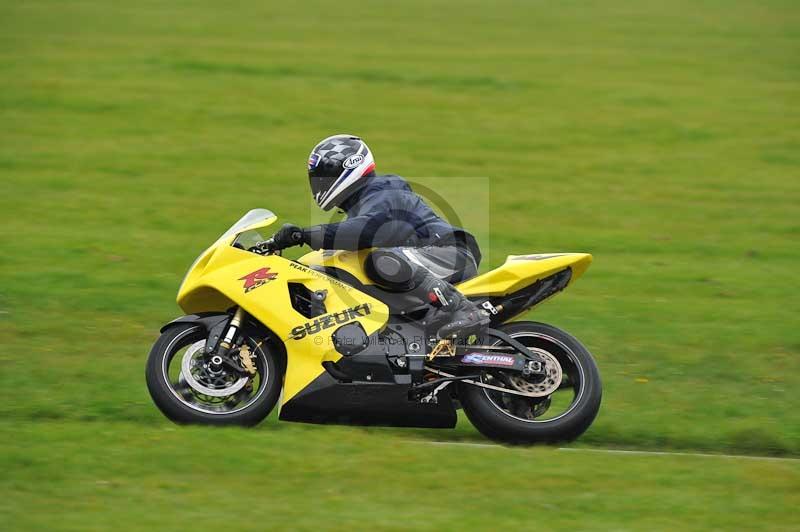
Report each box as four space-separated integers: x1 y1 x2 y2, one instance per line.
161 327 270 415
481 332 585 423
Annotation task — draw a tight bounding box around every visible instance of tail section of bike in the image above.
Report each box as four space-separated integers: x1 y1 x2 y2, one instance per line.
457 253 592 296
298 249 593 322
458 253 592 323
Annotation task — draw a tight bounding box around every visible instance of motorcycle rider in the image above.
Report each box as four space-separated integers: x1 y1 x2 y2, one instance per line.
269 134 490 339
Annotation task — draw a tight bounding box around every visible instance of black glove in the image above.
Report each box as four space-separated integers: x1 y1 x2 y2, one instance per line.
271 223 306 250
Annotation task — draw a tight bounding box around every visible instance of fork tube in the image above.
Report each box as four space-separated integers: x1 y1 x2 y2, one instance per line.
218 307 245 355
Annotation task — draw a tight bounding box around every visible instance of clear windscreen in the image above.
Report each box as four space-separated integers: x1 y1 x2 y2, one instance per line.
218 208 276 241
182 209 276 285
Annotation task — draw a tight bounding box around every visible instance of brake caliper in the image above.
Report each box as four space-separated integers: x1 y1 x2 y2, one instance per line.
238 344 257 376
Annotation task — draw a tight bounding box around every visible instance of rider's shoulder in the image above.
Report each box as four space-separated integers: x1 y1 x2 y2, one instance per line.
364 173 412 193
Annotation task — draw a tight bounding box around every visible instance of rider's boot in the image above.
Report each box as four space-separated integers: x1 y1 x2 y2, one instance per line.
412 274 491 339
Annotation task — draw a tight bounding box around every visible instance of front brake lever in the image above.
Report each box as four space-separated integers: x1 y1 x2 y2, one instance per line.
248 238 279 256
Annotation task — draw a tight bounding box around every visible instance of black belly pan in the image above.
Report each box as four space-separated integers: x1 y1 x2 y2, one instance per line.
279 373 457 429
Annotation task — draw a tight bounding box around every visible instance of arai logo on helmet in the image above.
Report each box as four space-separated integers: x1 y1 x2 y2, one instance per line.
342 154 364 169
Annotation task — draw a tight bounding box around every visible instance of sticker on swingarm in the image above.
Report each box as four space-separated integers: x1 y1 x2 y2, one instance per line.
460 353 517 367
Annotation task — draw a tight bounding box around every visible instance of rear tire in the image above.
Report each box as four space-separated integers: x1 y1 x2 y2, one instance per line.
459 321 602 444
145 323 283 426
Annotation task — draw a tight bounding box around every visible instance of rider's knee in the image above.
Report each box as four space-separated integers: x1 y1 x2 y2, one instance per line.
364 249 416 290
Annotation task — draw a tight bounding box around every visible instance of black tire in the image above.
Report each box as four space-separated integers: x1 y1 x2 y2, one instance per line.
145 323 283 426
459 321 602 444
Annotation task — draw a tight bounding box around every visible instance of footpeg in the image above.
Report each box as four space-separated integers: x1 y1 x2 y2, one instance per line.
428 339 456 360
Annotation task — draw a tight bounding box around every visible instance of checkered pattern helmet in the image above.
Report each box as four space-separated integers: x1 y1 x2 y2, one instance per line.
308 134 376 211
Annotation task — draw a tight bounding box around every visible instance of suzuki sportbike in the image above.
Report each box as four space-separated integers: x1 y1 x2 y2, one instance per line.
146 209 602 443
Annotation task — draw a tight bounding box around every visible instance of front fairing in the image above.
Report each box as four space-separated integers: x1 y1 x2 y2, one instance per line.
178 209 278 305
174 210 389 405
180 248 386 402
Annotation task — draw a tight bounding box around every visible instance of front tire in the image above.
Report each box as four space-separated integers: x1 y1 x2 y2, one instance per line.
145 323 283 426
459 321 602 444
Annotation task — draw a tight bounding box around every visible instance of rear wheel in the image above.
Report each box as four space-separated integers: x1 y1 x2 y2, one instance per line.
145 323 283 425
459 321 601 444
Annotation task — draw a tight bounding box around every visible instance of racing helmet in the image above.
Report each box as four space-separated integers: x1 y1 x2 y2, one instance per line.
307 134 376 211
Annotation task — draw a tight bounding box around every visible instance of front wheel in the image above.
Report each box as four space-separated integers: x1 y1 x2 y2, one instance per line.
459 321 602 444
145 323 283 425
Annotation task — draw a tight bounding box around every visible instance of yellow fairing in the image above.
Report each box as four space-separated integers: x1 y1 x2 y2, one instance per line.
298 249 375 285
298 249 592 297
178 235 586 406
177 240 388 406
457 253 593 296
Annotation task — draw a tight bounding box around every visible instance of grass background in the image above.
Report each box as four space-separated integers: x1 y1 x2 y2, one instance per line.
1 0 798 529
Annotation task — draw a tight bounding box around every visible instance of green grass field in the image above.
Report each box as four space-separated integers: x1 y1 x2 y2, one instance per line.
1 0 799 529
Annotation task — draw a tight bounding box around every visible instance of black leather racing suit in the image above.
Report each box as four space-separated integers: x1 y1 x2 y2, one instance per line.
302 174 489 338
303 174 481 287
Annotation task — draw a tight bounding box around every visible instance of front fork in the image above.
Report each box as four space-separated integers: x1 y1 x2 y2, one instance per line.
206 307 247 372
217 307 245 356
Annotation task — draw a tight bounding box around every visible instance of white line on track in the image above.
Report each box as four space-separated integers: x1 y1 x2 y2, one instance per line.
414 441 800 463
556 447 800 463
421 440 498 449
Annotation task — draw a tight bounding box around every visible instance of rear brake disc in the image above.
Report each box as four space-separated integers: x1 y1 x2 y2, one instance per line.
507 349 562 397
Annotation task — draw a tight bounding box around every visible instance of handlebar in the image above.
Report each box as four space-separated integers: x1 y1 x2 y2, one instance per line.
248 229 302 255
248 238 279 255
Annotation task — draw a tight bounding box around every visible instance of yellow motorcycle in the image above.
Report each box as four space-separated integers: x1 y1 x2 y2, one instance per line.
146 209 602 443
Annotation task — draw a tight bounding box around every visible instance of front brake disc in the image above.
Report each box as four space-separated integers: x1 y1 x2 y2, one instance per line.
180 340 249 397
